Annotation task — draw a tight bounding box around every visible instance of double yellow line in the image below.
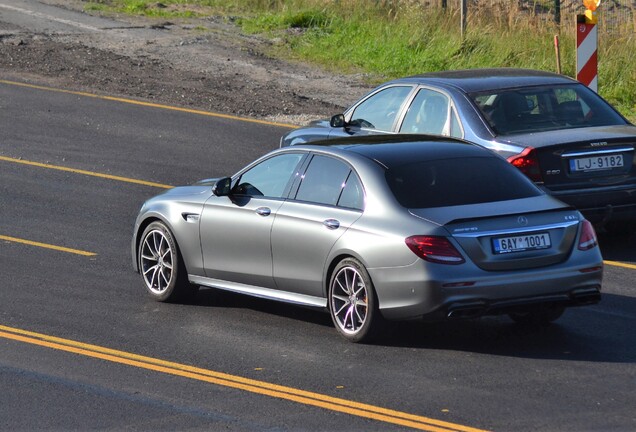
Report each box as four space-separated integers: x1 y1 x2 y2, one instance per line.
0 325 488 432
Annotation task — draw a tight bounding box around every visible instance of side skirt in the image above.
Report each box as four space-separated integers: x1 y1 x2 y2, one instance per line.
188 275 328 309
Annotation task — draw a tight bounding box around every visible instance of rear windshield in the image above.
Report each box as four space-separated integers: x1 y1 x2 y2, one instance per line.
469 84 627 135
386 157 542 208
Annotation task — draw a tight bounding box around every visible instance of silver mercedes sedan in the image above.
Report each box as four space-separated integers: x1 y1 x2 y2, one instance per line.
131 135 603 343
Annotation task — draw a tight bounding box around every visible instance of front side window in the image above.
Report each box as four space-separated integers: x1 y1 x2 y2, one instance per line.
234 153 304 198
400 88 451 135
470 84 627 135
295 155 362 208
349 86 413 132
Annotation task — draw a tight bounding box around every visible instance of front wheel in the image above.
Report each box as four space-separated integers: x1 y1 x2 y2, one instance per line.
329 258 382 343
509 304 565 325
138 221 195 302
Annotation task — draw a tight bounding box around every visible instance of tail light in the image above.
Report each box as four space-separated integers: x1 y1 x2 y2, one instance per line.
405 236 465 265
578 219 598 251
507 147 543 183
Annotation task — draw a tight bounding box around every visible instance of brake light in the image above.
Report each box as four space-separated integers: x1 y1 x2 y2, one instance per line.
405 236 465 265
507 147 543 183
578 219 598 251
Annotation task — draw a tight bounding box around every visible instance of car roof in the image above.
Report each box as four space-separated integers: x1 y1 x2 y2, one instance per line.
386 68 578 93
298 134 496 169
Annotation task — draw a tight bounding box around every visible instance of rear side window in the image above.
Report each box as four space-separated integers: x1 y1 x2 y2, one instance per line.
338 172 364 210
386 157 542 208
400 88 450 135
294 155 365 210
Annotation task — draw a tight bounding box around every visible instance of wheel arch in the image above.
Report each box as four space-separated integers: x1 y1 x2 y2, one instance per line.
324 252 372 305
132 214 173 273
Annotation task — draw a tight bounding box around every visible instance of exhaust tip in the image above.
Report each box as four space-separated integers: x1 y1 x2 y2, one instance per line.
571 288 601 305
447 302 487 319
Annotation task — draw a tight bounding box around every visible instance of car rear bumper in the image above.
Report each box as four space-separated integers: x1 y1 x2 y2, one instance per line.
369 255 603 321
443 285 600 319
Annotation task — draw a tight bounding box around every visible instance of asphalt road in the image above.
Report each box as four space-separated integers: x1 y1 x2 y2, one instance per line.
1 80 636 432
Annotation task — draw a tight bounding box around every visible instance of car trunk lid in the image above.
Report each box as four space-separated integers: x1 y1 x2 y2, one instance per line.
500 125 636 191
410 197 581 271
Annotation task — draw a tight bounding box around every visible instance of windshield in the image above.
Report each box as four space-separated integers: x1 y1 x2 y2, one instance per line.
386 156 542 209
469 84 627 136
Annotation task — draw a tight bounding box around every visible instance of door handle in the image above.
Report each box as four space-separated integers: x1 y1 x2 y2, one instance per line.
323 219 340 230
255 207 271 217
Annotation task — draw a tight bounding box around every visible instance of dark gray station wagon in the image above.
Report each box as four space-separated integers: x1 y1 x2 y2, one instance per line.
281 69 636 227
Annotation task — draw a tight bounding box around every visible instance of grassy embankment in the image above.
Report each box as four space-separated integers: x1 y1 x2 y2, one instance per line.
86 0 635 121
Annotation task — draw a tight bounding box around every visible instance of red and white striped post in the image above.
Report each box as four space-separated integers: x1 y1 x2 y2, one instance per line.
576 0 601 92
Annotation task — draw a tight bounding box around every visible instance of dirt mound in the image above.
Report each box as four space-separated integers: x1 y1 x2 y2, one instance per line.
0 2 371 125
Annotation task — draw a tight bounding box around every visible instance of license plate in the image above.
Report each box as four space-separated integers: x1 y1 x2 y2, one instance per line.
569 154 624 172
492 233 551 254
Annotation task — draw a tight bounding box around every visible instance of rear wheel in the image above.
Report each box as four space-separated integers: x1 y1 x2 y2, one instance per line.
138 221 195 302
509 304 565 325
329 258 382 343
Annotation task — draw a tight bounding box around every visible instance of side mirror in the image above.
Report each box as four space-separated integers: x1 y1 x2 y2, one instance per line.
330 114 346 128
212 177 232 196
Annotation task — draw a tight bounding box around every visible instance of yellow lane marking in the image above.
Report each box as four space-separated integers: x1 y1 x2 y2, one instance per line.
0 79 296 129
604 260 636 270
0 156 172 189
0 235 96 256
4 152 636 272
5 153 636 271
0 325 488 432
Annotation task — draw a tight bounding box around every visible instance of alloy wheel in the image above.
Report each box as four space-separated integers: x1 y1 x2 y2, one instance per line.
330 265 369 335
140 229 174 295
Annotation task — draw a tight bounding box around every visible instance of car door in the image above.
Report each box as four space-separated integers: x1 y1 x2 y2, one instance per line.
199 152 306 288
329 85 415 138
271 154 364 298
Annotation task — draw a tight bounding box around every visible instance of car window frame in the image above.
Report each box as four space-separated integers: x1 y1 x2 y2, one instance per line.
231 151 308 200
344 84 417 133
396 85 464 138
336 170 365 211
289 153 366 211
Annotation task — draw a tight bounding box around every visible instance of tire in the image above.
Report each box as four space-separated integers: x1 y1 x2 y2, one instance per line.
138 221 195 302
328 258 382 343
509 304 565 325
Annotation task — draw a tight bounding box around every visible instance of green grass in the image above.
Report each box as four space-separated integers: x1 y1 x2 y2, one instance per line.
84 0 214 17
85 0 636 121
